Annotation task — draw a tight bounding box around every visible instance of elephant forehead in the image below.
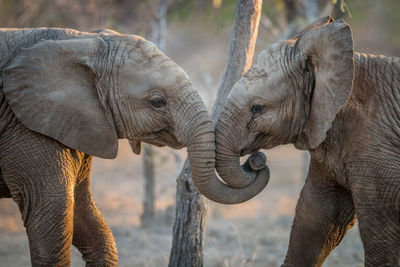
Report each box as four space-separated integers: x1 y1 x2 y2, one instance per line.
257 44 283 71
118 63 189 98
230 69 289 106
230 80 258 102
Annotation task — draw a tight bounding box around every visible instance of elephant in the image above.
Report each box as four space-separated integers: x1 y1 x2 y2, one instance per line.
201 16 400 266
0 27 268 266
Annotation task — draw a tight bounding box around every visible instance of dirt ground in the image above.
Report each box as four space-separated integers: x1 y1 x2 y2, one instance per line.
0 142 364 267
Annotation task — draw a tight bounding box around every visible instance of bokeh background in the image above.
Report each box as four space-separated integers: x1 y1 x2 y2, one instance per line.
0 0 399 266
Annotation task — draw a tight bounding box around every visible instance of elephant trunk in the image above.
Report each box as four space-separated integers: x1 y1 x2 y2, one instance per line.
185 109 270 204
214 108 270 197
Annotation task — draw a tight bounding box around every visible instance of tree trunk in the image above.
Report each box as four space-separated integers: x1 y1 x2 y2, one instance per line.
280 0 330 40
141 144 156 224
140 0 167 226
332 0 350 20
168 161 208 267
168 1 262 266
151 0 167 52
301 0 319 22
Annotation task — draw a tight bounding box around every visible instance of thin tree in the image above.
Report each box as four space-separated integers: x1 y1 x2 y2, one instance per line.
168 1 262 266
141 0 167 226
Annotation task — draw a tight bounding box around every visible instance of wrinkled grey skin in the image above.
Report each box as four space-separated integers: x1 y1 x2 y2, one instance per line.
0 27 232 267
214 17 400 266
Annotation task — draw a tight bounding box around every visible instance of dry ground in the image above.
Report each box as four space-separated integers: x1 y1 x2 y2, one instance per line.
0 142 364 267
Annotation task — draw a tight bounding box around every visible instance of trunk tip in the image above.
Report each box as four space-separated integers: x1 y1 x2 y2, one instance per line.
248 151 266 171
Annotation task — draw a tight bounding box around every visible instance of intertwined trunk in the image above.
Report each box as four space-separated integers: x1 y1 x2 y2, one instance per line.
168 1 262 266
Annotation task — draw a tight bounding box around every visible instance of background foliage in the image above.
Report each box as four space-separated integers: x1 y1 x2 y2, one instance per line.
0 0 398 55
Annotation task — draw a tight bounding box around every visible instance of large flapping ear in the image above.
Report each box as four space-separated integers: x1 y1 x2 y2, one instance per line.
3 37 119 159
296 18 354 149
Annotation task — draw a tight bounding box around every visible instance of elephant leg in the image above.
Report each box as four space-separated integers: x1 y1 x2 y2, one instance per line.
356 209 400 266
72 155 118 267
282 160 356 267
0 124 84 266
351 167 400 266
2 163 75 266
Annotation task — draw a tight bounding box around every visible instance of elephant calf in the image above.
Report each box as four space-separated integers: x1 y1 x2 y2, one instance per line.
0 27 223 266
205 17 400 266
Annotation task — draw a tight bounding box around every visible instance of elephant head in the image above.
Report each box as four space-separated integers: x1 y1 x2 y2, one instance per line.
2 32 197 156
213 17 354 199
1 29 270 204
0 30 216 195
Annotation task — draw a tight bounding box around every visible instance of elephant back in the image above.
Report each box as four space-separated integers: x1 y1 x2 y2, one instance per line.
0 28 94 74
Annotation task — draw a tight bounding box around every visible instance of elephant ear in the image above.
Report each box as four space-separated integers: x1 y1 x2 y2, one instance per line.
2 37 119 159
296 18 354 149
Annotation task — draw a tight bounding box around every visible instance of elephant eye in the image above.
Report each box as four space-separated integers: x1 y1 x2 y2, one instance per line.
151 98 166 108
250 105 264 114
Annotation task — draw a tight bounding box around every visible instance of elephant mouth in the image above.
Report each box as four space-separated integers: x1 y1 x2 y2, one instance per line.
153 128 184 149
240 133 268 156
132 128 184 150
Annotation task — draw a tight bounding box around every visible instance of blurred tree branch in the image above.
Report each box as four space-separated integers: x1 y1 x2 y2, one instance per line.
332 0 352 19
